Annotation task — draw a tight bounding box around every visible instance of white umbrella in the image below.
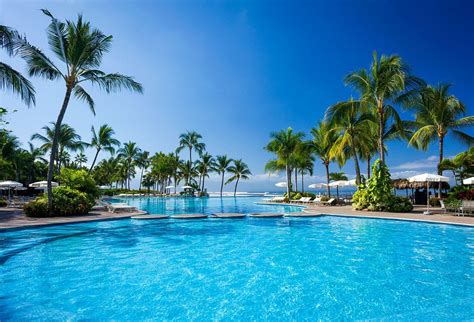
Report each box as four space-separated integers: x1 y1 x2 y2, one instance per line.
463 177 474 185
181 185 193 189
275 182 287 188
328 180 353 200
408 173 449 215
29 181 59 188
165 185 175 189
0 181 23 202
98 185 110 189
308 183 327 189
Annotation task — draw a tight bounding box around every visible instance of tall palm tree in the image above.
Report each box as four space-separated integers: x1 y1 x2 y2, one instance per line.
89 124 120 172
406 84 473 196
326 99 376 184
74 152 87 168
215 155 233 197
31 122 85 175
176 131 205 184
345 51 423 163
265 128 305 199
195 152 215 192
294 145 315 193
117 141 141 189
136 151 150 191
17 10 143 212
310 121 338 197
0 25 35 106
226 159 252 197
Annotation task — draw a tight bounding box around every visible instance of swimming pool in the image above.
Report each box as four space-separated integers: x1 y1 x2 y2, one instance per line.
112 196 304 215
0 203 473 320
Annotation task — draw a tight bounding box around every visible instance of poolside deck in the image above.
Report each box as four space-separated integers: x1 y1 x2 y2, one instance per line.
1 204 473 230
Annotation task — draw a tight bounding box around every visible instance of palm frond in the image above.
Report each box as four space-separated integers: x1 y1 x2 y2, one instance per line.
73 85 95 114
0 62 35 106
85 73 143 93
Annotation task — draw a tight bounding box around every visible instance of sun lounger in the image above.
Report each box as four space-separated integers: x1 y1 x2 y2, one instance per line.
291 197 311 204
320 198 336 206
107 203 138 213
459 200 474 216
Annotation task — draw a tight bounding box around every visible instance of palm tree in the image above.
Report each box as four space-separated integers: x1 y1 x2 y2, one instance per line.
310 121 339 197
226 159 252 197
74 152 87 168
89 124 120 172
176 131 205 184
406 84 473 196
329 172 348 201
326 99 376 184
31 122 85 175
345 51 423 163
117 141 141 189
0 25 35 105
215 155 233 197
136 151 150 191
195 152 215 193
439 147 474 185
17 10 143 212
265 128 305 199
294 145 315 193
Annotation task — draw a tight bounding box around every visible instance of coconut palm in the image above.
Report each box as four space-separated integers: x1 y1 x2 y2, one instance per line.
31 122 85 174
294 144 315 193
345 51 423 163
195 152 215 192
265 128 305 199
310 121 339 197
17 10 143 211
439 147 474 185
74 152 87 168
89 124 120 172
0 25 35 105
117 141 141 189
326 99 376 184
136 151 150 191
176 131 205 184
406 84 473 174
226 159 252 197
215 155 233 197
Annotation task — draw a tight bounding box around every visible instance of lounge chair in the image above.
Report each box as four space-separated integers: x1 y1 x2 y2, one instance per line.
320 198 336 206
108 203 138 213
459 200 474 216
291 197 311 204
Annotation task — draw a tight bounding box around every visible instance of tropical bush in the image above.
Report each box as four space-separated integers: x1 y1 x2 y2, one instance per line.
320 196 330 202
293 193 302 200
429 197 441 207
301 192 316 198
58 168 99 204
0 197 7 207
352 159 413 212
24 186 93 217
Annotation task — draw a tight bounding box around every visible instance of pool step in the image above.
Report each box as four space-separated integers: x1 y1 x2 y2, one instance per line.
249 213 284 218
131 215 170 220
211 213 247 218
171 214 209 219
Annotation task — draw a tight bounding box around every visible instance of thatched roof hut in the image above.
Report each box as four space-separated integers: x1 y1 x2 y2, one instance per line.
392 179 450 190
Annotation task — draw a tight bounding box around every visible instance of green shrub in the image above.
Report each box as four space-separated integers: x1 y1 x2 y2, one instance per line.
293 193 302 200
352 159 413 213
24 187 93 217
320 196 330 202
0 197 7 207
301 192 316 198
283 192 299 200
58 168 99 204
24 198 49 217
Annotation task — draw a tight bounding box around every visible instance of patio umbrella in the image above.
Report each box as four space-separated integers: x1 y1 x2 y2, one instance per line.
308 183 327 189
328 180 352 200
275 182 287 188
0 181 23 202
181 185 193 189
29 181 59 188
408 173 449 215
463 177 474 185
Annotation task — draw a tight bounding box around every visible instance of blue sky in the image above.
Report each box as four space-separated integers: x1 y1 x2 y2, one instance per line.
1 0 473 191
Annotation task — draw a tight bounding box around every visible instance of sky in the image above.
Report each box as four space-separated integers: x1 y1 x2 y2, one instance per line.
1 0 473 192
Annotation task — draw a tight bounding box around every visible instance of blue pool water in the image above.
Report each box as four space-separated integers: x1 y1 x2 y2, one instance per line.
1 199 473 320
112 196 304 215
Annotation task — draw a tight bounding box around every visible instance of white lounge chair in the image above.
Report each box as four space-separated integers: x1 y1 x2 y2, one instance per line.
107 203 138 213
320 198 336 206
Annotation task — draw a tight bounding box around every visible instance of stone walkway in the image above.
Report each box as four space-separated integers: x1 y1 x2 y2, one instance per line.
0 208 146 230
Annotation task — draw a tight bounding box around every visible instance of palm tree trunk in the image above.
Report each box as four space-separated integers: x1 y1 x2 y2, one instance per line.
438 135 444 198
139 167 144 191
202 175 206 193
47 85 73 214
324 162 330 197
301 172 304 193
286 164 291 200
350 139 361 185
188 147 192 185
366 153 371 179
220 172 224 197
294 168 298 193
89 148 101 173
378 108 385 163
234 177 240 197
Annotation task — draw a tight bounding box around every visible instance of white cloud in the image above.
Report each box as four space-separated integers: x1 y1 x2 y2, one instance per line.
391 155 438 170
